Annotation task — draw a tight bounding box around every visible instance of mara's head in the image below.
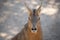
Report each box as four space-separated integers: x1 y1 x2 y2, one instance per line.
25 3 42 33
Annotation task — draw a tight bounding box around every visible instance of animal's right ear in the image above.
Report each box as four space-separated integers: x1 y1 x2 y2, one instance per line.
24 2 32 16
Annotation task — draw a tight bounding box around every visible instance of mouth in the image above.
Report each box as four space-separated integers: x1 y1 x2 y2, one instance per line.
31 28 37 33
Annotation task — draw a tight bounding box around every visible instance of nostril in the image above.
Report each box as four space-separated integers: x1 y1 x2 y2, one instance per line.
35 28 37 30
32 28 37 30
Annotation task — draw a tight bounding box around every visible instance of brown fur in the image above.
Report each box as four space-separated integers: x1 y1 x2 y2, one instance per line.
11 22 42 40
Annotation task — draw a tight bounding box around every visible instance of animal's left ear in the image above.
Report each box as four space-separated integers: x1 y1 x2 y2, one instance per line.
36 3 42 15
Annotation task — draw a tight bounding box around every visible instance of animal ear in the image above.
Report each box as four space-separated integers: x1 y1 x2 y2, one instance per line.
24 3 32 16
36 3 42 15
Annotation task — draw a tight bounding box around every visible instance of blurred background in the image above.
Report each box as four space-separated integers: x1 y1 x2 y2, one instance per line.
0 0 60 40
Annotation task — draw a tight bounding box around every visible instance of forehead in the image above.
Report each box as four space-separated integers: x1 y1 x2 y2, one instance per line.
31 9 38 18
31 9 38 17
33 9 36 16
29 9 39 22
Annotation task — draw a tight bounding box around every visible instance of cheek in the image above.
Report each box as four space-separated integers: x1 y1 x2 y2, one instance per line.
36 21 40 26
28 21 32 29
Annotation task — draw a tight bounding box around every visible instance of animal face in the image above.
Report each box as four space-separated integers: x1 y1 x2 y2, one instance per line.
25 3 42 33
28 9 40 33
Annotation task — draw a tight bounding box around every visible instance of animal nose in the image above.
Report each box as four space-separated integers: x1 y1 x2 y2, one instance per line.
32 27 37 30
31 27 37 33
32 23 37 30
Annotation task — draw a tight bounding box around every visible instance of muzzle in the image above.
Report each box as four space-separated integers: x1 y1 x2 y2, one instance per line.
31 24 37 33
